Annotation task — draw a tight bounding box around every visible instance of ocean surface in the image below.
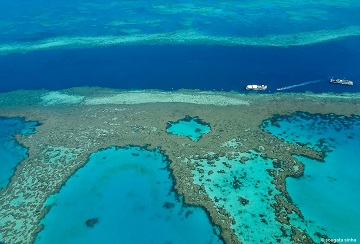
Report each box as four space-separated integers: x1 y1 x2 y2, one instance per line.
261 112 360 240
35 146 222 244
0 38 360 93
1 0 360 243
191 150 288 243
1 0 359 42
0 117 38 190
166 116 211 141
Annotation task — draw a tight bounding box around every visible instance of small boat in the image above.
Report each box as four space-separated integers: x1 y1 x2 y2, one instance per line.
246 84 267 91
330 78 353 86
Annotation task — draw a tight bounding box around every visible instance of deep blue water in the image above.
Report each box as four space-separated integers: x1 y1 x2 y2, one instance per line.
0 37 359 93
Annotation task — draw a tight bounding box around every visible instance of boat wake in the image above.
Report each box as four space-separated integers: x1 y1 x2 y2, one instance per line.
276 79 323 91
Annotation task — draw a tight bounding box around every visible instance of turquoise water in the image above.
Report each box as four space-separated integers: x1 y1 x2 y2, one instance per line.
261 112 360 240
166 116 211 141
1 0 360 45
0 0 359 242
36 146 222 244
0 1 359 94
0 117 39 189
190 151 289 243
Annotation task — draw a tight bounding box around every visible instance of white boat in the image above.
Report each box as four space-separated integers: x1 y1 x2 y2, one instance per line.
246 84 267 91
330 78 353 86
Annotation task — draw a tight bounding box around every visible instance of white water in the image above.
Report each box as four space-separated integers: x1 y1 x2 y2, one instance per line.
276 79 323 90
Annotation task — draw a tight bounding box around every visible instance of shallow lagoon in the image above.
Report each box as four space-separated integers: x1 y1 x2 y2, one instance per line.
0 117 38 189
262 112 360 239
0 1 359 243
35 146 222 244
190 151 288 243
166 116 211 141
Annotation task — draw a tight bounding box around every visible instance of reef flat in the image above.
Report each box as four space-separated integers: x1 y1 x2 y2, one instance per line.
0 88 360 243
1 26 360 56
1 0 360 55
